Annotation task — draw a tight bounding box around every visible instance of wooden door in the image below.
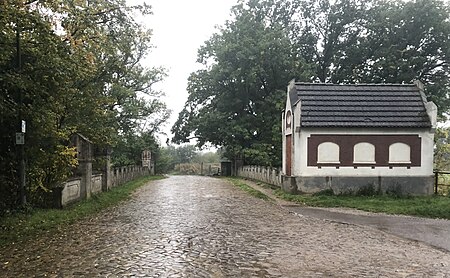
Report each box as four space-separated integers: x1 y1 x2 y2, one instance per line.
286 135 292 176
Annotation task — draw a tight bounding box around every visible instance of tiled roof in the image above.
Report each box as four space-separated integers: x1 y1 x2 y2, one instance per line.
293 83 431 128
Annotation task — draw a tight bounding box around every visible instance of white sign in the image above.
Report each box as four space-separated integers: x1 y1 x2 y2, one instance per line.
142 150 151 167
21 120 26 133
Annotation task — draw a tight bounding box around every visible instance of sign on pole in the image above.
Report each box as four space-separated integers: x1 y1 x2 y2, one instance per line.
21 120 26 133
142 150 151 167
16 132 25 145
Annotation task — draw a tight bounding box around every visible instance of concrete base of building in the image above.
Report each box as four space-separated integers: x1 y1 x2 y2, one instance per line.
282 175 434 196
281 176 298 194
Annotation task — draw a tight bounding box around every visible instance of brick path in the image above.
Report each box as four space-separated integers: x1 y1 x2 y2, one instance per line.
1 176 449 277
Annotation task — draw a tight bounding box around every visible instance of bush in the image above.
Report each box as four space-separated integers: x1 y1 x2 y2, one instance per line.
385 183 403 198
356 184 380 196
313 188 335 196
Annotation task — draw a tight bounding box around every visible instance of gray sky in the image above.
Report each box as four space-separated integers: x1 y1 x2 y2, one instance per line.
133 0 239 144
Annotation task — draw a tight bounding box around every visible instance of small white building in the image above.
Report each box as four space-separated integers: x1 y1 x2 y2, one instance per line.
282 80 437 195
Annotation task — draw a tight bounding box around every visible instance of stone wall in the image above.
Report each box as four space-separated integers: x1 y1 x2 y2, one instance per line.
239 165 433 196
281 175 434 196
91 174 103 195
48 134 155 208
61 178 82 207
111 166 151 188
238 166 282 187
56 165 151 208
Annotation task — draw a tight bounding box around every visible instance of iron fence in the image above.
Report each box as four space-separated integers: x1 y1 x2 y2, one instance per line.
433 170 450 195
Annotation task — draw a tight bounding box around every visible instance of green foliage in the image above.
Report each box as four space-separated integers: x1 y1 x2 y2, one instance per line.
158 145 198 172
112 131 159 167
295 0 450 112
172 163 220 176
173 0 450 168
0 175 165 246
337 184 382 197
434 127 450 171
192 151 220 164
173 145 199 164
275 188 450 219
436 173 450 196
227 177 271 201
356 184 381 197
312 188 335 196
27 145 78 205
172 0 312 167
0 1 168 213
154 147 173 174
155 145 220 174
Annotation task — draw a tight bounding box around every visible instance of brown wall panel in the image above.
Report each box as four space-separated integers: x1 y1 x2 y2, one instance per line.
307 134 421 167
286 135 292 176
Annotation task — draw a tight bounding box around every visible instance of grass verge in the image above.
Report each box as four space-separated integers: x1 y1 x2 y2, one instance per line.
0 175 165 247
227 177 271 201
227 178 450 220
274 188 450 219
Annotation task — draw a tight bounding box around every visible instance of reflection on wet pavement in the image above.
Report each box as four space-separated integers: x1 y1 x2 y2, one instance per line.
1 175 449 277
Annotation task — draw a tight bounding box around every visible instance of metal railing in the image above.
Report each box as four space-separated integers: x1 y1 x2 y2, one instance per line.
433 170 450 195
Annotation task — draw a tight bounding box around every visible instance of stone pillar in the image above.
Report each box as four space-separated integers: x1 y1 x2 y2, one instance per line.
102 148 112 192
80 159 92 199
71 133 93 200
150 160 155 175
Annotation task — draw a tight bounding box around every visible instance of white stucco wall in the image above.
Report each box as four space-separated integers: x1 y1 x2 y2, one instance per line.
293 128 434 177
62 179 81 206
282 82 296 176
281 112 286 175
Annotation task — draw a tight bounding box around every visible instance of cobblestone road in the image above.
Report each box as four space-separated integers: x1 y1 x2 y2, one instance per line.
1 176 450 277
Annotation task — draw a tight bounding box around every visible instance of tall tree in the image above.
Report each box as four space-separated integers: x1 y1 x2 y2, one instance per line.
295 0 370 83
0 0 168 212
172 0 312 166
354 0 450 112
173 0 450 169
296 0 450 112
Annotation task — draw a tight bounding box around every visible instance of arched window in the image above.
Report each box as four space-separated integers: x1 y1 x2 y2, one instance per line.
317 142 340 163
389 143 411 163
353 142 375 163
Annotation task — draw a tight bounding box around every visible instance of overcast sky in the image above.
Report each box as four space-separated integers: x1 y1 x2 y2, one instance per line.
131 0 239 144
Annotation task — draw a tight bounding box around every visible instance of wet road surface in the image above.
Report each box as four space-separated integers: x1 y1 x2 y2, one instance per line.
243 179 450 253
286 206 450 253
1 175 450 277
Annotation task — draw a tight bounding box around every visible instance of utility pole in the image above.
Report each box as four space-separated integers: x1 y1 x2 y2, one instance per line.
16 22 26 206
